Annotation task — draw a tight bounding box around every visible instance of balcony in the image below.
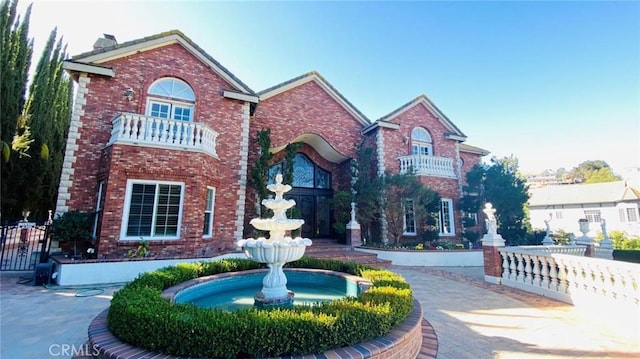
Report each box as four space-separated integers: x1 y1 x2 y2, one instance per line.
398 155 456 178
109 113 218 158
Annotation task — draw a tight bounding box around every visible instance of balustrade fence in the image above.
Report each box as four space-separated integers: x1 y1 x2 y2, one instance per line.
497 246 639 307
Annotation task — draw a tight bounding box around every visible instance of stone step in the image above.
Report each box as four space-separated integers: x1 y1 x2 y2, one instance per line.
303 239 392 268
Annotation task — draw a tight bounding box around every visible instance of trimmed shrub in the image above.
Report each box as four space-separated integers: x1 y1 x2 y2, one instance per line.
107 257 413 358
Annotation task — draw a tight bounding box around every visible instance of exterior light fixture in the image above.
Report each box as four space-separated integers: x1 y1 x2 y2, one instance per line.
123 88 135 101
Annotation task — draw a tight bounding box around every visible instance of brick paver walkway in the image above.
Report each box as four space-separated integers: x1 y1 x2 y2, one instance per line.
1 266 638 358
394 266 640 359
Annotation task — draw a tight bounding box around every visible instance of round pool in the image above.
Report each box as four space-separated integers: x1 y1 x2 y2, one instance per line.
168 268 369 311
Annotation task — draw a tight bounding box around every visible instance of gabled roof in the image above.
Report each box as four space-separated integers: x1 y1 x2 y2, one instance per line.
529 181 640 207
66 30 254 95
258 71 370 126
373 94 467 140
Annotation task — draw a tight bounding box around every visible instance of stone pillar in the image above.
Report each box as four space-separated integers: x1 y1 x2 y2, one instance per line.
346 202 362 247
482 233 505 284
481 203 505 284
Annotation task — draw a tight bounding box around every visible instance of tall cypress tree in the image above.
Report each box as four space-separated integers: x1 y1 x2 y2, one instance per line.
1 0 72 221
20 28 71 220
0 0 32 219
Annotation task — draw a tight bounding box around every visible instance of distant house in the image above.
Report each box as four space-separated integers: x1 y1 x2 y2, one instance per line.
528 181 640 237
56 30 489 259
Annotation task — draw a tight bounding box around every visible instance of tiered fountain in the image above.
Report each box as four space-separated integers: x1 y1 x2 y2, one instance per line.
236 174 312 306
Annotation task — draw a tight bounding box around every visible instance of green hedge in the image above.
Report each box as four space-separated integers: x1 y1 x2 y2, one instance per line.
107 257 413 358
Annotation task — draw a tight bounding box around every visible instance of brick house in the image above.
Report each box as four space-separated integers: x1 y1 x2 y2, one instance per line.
56 30 489 259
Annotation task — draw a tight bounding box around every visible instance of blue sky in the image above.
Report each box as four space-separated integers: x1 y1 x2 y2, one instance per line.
17 0 640 176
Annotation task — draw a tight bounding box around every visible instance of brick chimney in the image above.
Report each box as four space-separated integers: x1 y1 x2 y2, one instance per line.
93 34 117 50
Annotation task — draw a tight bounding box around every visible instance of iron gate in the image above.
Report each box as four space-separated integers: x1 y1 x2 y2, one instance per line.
0 222 52 271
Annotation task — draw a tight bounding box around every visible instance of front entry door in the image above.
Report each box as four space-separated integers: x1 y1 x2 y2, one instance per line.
289 195 314 238
270 153 334 238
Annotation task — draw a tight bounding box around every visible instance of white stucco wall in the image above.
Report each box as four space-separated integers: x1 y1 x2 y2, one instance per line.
529 202 640 237
355 248 483 266
52 252 246 286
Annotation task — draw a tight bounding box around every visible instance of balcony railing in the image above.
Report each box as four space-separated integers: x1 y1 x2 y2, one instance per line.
109 113 218 158
398 155 456 178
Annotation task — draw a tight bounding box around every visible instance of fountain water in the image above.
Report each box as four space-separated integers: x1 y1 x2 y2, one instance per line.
236 174 312 306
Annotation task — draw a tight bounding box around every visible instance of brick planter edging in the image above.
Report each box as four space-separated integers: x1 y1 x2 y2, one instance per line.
88 299 427 359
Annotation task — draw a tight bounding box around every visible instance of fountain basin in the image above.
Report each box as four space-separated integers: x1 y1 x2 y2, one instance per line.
237 237 312 263
249 218 306 232
167 268 369 310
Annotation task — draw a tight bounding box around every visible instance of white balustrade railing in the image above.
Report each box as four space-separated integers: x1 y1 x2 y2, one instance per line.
498 247 639 308
517 245 587 256
109 113 219 158
398 155 456 178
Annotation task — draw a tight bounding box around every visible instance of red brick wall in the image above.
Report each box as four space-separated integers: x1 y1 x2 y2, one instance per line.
66 44 247 258
244 79 364 235
252 80 362 159
459 150 483 186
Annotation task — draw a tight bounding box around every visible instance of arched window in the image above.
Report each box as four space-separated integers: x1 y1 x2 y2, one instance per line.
146 78 195 121
411 127 432 156
268 154 331 189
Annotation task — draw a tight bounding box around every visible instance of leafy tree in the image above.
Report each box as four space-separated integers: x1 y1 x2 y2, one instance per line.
248 129 273 217
568 160 621 184
351 142 383 242
460 155 530 245
0 0 32 217
382 172 440 245
17 28 72 219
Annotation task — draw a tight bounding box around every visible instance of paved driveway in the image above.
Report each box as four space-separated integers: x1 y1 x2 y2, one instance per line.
1 267 638 359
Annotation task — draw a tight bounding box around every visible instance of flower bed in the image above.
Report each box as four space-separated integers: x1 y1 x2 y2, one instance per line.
107 257 414 358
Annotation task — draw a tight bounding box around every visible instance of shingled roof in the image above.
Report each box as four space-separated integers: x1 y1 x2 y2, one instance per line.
68 30 254 95
529 181 640 207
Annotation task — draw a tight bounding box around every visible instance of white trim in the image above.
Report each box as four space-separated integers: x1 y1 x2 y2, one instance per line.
203 186 216 238
403 199 417 236
120 179 185 241
76 34 252 93
260 73 369 126
362 121 400 135
233 102 252 241
439 198 456 236
223 90 259 103
62 61 115 77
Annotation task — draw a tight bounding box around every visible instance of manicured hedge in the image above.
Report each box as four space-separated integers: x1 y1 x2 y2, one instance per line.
107 257 413 358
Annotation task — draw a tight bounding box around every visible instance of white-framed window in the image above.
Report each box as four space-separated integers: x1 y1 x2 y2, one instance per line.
619 207 639 222
411 127 433 156
439 198 455 236
147 78 195 121
555 211 563 219
121 180 184 240
91 181 106 239
203 187 216 238
584 210 601 223
403 199 416 235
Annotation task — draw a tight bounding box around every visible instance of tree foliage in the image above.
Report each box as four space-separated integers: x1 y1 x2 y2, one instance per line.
248 129 273 217
382 172 440 244
568 160 621 184
0 0 72 221
352 142 383 242
460 155 530 245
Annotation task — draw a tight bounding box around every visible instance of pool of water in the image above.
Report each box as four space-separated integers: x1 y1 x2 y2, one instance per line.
173 270 361 311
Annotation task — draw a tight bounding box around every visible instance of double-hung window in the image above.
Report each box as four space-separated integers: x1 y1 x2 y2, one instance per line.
403 199 416 235
584 210 601 223
439 198 455 236
122 180 184 240
203 187 216 238
619 207 639 222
